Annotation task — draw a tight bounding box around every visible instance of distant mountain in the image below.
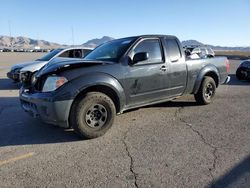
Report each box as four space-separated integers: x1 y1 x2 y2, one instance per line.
182 40 204 47
207 45 250 52
0 35 63 49
181 39 250 52
1 35 249 52
82 36 115 48
83 37 250 51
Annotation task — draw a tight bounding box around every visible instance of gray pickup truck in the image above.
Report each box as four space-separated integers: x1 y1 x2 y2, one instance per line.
20 35 230 138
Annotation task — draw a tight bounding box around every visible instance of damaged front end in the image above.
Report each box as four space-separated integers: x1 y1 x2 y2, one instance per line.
20 71 38 89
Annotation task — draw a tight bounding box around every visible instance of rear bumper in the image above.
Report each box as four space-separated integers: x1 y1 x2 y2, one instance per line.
7 71 20 82
19 88 73 128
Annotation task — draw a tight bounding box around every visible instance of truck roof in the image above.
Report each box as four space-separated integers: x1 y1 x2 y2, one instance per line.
103 35 178 44
126 34 177 39
58 46 94 51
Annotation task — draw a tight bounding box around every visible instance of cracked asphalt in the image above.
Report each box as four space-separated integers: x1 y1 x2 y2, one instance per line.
0 53 250 187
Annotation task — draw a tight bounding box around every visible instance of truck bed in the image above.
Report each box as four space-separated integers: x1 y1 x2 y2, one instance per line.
185 57 228 94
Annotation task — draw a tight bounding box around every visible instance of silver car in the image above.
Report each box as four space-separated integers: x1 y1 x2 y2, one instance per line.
7 47 93 82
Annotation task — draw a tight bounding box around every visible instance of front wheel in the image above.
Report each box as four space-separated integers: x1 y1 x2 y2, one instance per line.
70 92 116 139
194 76 216 105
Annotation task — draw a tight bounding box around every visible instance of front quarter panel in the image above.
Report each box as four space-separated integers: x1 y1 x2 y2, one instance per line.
53 72 126 113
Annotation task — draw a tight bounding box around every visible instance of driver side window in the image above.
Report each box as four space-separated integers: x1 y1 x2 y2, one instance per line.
131 39 163 64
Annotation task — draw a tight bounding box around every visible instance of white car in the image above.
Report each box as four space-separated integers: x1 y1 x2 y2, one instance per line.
7 47 93 82
191 47 215 58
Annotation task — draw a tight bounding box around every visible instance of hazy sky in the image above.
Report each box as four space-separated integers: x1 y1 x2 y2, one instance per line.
0 0 249 46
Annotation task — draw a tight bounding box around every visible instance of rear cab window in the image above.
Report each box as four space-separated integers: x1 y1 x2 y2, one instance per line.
165 38 182 62
82 49 92 57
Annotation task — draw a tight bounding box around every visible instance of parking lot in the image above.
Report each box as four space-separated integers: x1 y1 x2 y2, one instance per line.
0 53 249 187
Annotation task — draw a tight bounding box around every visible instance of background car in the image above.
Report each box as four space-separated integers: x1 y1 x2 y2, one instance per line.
7 47 93 82
191 47 215 58
236 59 250 80
183 45 199 56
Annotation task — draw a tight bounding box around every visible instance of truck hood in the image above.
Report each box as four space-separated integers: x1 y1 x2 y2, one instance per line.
11 60 46 71
37 57 114 76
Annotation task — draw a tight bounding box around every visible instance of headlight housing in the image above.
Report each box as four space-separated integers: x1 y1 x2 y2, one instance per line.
42 76 68 92
20 72 29 83
31 73 37 85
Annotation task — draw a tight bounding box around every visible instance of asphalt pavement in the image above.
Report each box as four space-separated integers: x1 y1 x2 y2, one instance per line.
0 53 249 187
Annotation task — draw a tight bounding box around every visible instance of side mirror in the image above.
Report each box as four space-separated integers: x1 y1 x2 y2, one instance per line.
132 52 149 64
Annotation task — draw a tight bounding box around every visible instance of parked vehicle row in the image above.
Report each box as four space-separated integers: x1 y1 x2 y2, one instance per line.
18 35 230 139
0 48 53 52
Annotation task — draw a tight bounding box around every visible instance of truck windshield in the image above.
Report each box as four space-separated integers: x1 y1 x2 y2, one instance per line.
36 49 63 61
84 37 137 62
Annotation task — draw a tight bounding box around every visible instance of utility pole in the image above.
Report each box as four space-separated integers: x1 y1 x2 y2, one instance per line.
8 20 13 51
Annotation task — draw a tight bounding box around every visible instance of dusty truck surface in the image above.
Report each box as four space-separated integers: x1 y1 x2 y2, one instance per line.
20 35 230 138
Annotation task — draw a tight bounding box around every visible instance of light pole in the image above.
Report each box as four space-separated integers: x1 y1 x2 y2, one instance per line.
71 27 75 47
8 20 13 52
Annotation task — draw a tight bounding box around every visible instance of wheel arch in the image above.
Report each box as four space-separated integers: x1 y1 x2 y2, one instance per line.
193 65 220 94
72 84 122 114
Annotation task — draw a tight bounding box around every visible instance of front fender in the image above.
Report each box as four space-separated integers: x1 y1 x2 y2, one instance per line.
54 73 126 113
193 64 220 94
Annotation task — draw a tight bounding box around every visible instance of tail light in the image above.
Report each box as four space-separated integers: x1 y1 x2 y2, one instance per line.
226 59 230 74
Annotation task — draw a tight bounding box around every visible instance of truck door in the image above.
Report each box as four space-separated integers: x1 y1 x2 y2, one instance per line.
164 38 187 96
123 38 170 106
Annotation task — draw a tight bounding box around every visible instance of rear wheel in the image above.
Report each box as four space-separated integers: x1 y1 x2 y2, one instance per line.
194 76 216 105
70 92 116 139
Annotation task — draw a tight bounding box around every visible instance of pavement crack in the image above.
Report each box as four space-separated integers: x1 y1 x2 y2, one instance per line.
174 106 184 120
175 106 218 184
184 122 217 183
122 130 139 188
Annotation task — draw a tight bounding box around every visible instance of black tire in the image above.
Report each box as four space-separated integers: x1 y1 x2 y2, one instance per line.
70 92 116 139
194 76 216 105
207 54 214 58
236 67 247 80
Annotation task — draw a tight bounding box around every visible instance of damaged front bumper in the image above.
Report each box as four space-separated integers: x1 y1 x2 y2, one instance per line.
19 87 73 128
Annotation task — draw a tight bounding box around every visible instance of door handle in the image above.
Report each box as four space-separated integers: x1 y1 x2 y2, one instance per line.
160 66 167 72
